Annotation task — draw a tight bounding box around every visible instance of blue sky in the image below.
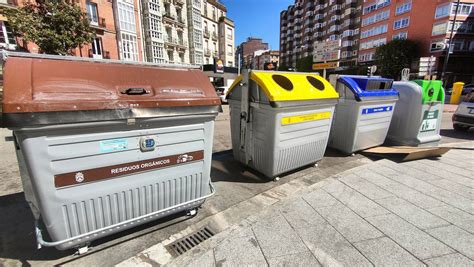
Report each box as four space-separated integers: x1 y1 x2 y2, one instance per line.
220 0 293 50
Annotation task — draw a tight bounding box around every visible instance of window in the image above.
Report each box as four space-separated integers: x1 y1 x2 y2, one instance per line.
148 0 160 12
227 44 233 56
361 24 388 39
396 1 411 15
91 37 103 58
435 4 451 19
358 52 375 62
192 9 202 28
359 38 386 50
393 17 409 30
0 21 17 47
148 14 163 40
392 31 407 40
150 42 164 63
86 1 99 25
451 39 465 51
193 29 202 48
452 3 473 16
432 22 448 36
227 27 233 40
179 53 185 63
363 0 390 15
120 32 138 61
430 40 446 52
118 0 136 33
362 10 390 27
168 50 174 63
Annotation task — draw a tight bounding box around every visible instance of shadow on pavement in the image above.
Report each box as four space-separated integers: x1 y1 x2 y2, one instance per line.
440 129 474 141
0 191 198 264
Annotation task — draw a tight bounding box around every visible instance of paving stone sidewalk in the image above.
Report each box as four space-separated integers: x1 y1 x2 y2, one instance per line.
123 143 474 267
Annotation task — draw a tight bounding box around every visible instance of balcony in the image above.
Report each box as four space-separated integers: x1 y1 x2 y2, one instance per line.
203 29 210 38
90 17 107 30
163 11 176 22
88 49 111 59
177 39 188 48
204 48 212 56
176 16 185 26
175 0 184 5
212 32 218 40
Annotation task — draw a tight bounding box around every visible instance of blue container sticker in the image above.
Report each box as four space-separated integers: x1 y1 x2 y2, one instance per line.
99 139 128 153
361 106 393 115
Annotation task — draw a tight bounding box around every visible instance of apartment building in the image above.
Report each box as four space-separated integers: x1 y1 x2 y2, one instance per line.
0 0 234 66
358 0 474 79
430 0 474 80
236 37 269 69
218 16 235 66
279 0 363 69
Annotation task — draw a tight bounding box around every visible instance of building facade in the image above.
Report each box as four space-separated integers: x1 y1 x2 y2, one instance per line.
252 50 280 70
0 0 234 66
279 0 363 69
236 37 269 69
358 0 474 81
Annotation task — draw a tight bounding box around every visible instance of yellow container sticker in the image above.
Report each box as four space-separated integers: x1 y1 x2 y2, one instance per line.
281 111 331 125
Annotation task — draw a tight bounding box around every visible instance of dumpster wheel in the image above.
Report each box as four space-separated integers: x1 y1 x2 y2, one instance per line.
273 177 280 182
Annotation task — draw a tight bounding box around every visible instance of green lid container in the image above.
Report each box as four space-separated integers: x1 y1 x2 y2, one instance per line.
413 80 445 104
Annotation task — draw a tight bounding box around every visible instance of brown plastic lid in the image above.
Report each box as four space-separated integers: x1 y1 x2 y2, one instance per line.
2 56 220 113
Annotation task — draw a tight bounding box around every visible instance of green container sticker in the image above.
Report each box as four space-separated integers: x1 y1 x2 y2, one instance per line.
413 80 445 104
420 110 439 132
99 139 128 153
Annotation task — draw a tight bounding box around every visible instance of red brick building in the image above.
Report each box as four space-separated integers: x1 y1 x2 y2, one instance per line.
235 37 269 69
358 0 474 83
0 0 145 61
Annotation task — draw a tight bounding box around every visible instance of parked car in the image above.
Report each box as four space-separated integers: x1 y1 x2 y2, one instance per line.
215 86 230 103
452 92 474 131
462 84 474 95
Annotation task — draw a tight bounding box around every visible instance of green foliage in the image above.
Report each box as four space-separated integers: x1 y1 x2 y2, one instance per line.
277 62 289 71
1 0 95 55
295 56 313 72
374 39 419 79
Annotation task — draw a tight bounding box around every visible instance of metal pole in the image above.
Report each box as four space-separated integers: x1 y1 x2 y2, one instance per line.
323 60 326 79
238 53 241 75
441 0 460 85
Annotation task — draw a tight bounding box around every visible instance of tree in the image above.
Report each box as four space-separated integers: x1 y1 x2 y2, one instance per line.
1 0 95 55
278 62 289 71
295 55 313 72
374 39 419 80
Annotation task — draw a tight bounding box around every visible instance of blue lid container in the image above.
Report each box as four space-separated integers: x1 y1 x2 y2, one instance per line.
338 75 399 101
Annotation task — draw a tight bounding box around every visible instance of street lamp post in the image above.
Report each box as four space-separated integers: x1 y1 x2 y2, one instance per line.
441 0 460 86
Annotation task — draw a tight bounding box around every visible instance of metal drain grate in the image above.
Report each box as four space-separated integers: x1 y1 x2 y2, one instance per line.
166 227 215 256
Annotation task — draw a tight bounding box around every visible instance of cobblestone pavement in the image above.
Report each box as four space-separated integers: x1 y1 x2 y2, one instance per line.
121 142 474 267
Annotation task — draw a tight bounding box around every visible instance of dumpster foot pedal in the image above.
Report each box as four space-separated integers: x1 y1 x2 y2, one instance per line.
77 246 89 255
166 226 215 256
186 208 198 217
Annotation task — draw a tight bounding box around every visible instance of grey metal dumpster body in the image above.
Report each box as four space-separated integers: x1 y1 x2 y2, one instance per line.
227 71 339 179
387 80 445 146
1 52 220 251
329 75 399 154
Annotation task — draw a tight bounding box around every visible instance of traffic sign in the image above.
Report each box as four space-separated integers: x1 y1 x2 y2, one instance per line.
312 61 339 70
313 40 341 63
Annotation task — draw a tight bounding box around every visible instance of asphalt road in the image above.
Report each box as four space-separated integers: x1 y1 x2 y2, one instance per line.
0 106 472 266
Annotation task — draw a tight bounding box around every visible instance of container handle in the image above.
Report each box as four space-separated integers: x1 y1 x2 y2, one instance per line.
122 88 149 95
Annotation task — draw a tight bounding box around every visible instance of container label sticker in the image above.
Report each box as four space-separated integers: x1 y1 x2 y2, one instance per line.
281 111 331 125
99 139 128 153
54 150 204 188
420 110 439 132
361 106 393 115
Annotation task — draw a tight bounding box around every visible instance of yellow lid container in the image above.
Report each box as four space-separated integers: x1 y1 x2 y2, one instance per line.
227 71 339 102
